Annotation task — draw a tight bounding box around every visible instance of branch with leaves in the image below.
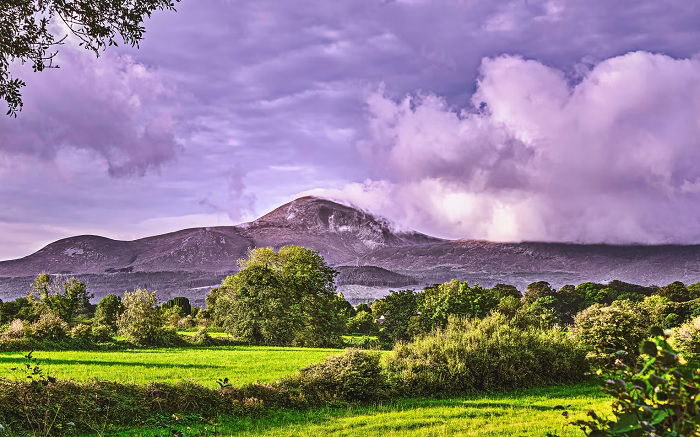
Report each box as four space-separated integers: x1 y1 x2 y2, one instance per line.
0 0 179 116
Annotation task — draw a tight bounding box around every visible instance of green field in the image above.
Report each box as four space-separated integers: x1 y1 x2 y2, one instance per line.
101 384 610 436
0 346 342 387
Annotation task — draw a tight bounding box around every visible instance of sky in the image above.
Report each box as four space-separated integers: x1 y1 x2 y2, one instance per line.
3 0 700 259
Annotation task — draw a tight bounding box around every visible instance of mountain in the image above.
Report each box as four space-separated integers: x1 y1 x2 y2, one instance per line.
1 195 699 305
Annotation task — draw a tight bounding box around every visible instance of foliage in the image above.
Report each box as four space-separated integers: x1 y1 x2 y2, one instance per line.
211 246 344 347
371 289 418 343
570 330 700 436
283 349 387 404
656 281 692 302
671 316 700 363
572 301 652 366
0 297 36 324
116 289 167 346
94 293 124 333
1 0 179 115
522 281 556 304
29 312 70 341
417 280 500 332
30 274 93 323
346 311 377 335
161 296 192 316
386 313 588 396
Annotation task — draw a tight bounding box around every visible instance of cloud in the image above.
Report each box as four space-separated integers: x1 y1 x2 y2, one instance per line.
0 47 181 176
318 52 700 244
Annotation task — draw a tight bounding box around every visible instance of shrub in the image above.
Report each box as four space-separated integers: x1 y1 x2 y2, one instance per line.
117 289 167 346
4 319 25 339
570 331 700 436
671 316 700 363
386 313 587 396
29 313 69 341
191 326 213 345
91 324 114 342
572 301 651 365
69 323 92 339
284 349 387 404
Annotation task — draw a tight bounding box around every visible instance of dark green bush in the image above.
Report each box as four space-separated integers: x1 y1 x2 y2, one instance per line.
570 331 700 436
385 313 587 396
572 301 651 366
346 310 377 335
283 349 388 404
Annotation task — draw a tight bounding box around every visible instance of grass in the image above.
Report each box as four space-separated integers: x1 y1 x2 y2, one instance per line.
99 384 610 436
0 345 342 387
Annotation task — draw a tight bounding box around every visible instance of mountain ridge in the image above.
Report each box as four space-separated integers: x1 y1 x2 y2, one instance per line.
1 195 699 304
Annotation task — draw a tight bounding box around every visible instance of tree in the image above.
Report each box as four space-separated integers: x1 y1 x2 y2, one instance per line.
161 296 191 316
116 288 166 346
572 300 652 365
491 283 521 300
657 281 692 302
215 264 297 345
346 311 377 335
521 281 555 305
94 293 124 332
28 274 92 322
417 280 499 332
1 0 179 116
210 246 344 347
371 289 418 343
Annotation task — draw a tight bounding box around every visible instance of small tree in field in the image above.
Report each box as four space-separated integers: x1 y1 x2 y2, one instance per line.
94 293 124 333
116 289 165 346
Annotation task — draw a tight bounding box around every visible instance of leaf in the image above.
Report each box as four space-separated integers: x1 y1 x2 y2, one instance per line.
609 412 641 433
640 340 657 357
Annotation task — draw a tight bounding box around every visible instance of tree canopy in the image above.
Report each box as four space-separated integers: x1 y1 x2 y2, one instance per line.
1 0 179 116
210 246 344 347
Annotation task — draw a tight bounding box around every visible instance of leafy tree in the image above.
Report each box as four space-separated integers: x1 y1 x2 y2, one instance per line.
517 296 558 329
572 301 652 365
0 297 36 323
94 293 124 332
116 289 166 346
161 296 191 316
417 280 499 332
211 246 344 347
1 0 179 116
521 281 555 305
346 311 377 335
29 274 92 322
355 302 372 314
491 283 521 300
371 289 418 343
656 281 692 302
215 264 296 345
552 284 585 325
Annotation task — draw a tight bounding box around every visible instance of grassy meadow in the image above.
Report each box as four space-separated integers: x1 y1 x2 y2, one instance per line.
99 384 610 436
0 346 342 387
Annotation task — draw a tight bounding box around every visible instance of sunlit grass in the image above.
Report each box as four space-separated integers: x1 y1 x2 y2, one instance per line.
0 346 341 387
103 384 609 436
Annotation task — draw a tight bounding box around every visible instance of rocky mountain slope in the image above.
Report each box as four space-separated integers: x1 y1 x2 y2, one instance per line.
1 195 699 304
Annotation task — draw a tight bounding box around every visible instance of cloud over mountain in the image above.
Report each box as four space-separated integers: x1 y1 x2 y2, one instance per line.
318 52 700 244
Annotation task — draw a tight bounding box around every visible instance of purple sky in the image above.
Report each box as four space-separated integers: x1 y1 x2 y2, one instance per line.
3 0 700 259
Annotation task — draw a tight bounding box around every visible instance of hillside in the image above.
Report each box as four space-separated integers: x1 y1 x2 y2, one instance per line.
1 195 699 304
